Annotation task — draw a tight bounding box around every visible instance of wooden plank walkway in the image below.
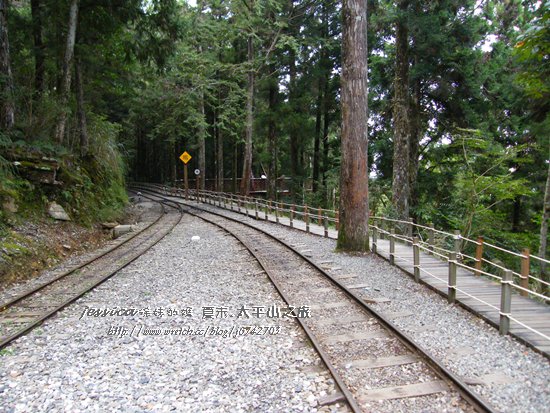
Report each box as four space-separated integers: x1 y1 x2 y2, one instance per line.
161 191 550 358
374 238 550 357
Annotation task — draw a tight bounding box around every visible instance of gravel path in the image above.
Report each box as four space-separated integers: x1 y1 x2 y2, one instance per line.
186 200 550 413
0 213 345 413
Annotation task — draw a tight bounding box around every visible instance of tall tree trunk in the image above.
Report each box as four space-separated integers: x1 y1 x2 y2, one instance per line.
198 92 206 189
539 162 550 280
0 0 15 130
216 113 224 192
288 45 301 194
54 0 79 144
172 141 177 184
267 66 278 200
313 77 323 193
391 0 411 221
197 0 206 189
31 0 45 95
409 77 421 220
337 0 369 252
75 57 88 157
320 1 331 204
233 140 238 193
322 69 330 198
314 2 330 195
240 34 254 195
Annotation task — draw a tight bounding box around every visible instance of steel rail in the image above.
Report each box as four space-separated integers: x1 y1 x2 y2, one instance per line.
132 190 361 413
133 185 497 413
0 195 166 312
0 198 183 351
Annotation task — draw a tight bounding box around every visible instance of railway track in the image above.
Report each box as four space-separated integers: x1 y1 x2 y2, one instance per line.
0 196 183 351
132 186 497 413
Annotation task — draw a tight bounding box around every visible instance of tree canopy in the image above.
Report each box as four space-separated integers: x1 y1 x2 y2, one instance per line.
0 0 548 262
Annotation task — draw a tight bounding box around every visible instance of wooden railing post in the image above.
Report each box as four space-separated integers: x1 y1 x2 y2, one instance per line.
520 248 530 297
323 215 328 238
428 224 435 255
448 252 457 303
275 202 279 224
237 196 241 213
254 200 259 220
413 236 420 282
290 205 294 228
268 200 272 220
500 269 513 335
372 225 378 254
389 229 395 265
244 196 249 216
264 201 268 221
223 194 226 209
318 208 322 225
475 236 484 276
305 205 310 233
454 230 461 260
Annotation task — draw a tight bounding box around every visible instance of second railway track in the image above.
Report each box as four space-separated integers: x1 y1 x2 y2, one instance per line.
133 186 497 413
0 196 183 350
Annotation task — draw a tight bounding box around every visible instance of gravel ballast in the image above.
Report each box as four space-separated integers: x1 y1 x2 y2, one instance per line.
0 213 344 413
182 200 550 413
1 194 549 413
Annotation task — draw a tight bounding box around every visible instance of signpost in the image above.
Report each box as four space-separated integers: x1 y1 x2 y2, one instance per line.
194 169 200 203
179 151 192 199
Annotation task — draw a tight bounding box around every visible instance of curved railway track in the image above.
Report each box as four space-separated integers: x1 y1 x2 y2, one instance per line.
133 185 497 413
0 196 183 351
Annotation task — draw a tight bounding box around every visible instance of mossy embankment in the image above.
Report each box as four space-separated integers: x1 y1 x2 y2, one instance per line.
0 143 129 287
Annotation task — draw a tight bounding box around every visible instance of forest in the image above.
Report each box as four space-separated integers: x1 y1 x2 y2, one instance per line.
0 1 548 270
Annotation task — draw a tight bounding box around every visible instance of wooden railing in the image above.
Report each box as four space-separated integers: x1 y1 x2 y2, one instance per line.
172 177 292 193
132 183 550 345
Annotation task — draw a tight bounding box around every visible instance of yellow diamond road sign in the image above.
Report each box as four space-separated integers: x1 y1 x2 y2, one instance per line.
179 151 192 164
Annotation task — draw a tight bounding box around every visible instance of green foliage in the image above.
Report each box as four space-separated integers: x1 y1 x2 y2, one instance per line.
2 0 547 258
514 1 550 99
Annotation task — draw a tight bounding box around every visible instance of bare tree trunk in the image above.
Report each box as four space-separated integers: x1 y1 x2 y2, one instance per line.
409 77 421 220
216 115 223 192
75 57 88 157
313 77 323 193
240 34 254 195
539 162 550 280
232 140 238 193
288 45 301 194
172 141 178 184
322 69 330 199
0 0 15 130
391 0 411 221
321 1 331 205
337 0 369 252
54 0 79 144
197 0 206 189
198 92 206 189
267 66 278 200
31 0 45 95
314 2 329 195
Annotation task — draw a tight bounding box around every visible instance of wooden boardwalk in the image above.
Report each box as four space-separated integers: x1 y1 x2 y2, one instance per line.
219 202 550 358
374 238 550 357
153 187 550 359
